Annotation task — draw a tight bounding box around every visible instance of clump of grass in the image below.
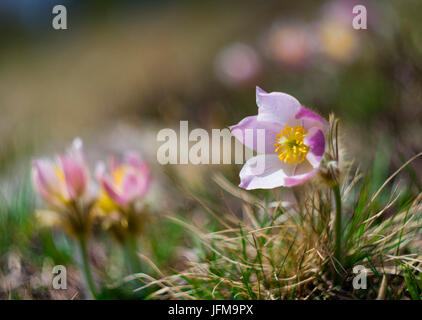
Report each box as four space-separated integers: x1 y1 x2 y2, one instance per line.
137 127 422 300
0 173 35 257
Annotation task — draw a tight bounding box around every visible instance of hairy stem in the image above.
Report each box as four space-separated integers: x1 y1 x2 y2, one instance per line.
333 184 343 278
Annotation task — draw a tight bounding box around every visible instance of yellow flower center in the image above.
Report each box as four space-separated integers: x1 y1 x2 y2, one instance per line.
52 166 70 203
274 124 309 164
97 165 129 213
97 189 118 214
112 165 128 188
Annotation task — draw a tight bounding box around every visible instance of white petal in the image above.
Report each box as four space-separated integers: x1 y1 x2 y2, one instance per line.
256 86 301 126
239 155 293 190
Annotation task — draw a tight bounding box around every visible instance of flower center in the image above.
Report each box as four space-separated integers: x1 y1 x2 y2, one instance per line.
54 166 65 182
97 166 129 212
112 166 129 188
274 124 309 165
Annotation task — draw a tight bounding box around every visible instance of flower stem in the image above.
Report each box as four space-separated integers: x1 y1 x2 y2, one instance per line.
78 237 97 299
125 236 143 274
332 184 343 278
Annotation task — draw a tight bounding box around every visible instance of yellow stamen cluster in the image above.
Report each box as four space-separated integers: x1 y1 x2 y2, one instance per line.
274 124 310 164
112 166 128 188
97 166 128 213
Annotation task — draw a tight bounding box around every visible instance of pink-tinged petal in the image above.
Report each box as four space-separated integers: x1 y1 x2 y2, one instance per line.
59 155 87 199
95 161 106 181
99 175 128 206
132 173 150 198
62 138 91 199
121 171 142 202
256 86 301 126
230 116 282 154
32 160 55 192
283 168 319 186
239 155 291 190
295 106 327 132
304 128 326 168
97 153 151 206
125 152 144 169
239 155 318 190
69 138 84 161
125 153 150 181
109 156 121 172
124 152 151 195
282 159 318 186
67 138 89 173
32 159 67 206
32 161 55 204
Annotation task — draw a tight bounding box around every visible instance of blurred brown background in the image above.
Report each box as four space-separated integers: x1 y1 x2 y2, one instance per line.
1 0 422 185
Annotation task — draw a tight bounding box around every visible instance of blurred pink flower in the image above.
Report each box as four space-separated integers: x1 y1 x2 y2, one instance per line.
32 138 90 207
318 20 358 62
266 23 314 68
322 0 356 25
321 0 374 27
230 87 327 190
96 152 150 207
317 0 370 62
214 43 261 87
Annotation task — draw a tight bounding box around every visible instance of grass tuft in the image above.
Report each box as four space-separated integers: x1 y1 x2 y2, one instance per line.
139 154 422 300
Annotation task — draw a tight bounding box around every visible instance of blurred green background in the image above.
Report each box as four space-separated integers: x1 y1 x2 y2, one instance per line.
0 0 421 299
